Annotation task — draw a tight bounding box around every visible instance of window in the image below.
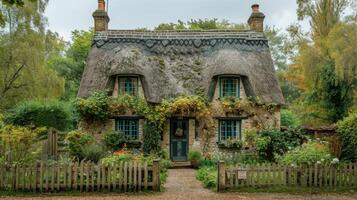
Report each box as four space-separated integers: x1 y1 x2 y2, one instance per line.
219 120 241 142
219 77 240 98
115 119 139 141
119 77 138 96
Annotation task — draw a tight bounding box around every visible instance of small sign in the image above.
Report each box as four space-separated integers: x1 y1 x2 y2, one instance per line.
238 169 247 179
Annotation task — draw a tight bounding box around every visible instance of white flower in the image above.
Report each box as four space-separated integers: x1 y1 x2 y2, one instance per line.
316 161 321 165
331 158 339 164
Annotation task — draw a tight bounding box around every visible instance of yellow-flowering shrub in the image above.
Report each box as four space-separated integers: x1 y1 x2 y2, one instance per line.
0 125 42 164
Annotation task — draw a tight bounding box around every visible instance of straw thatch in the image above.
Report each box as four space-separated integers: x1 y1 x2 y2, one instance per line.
78 30 284 105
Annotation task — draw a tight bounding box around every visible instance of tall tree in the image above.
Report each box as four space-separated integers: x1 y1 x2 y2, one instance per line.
287 0 356 124
48 30 94 100
0 0 64 109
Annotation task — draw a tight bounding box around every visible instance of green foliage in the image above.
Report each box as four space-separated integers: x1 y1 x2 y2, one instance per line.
337 113 357 161
0 125 42 164
155 19 247 31
75 91 109 121
281 109 301 128
309 62 353 123
256 129 308 161
103 130 127 151
278 141 334 165
0 113 4 128
81 143 106 163
286 0 356 124
196 166 217 189
5 99 75 131
49 29 94 99
65 130 93 160
0 0 65 110
243 128 258 147
101 153 131 166
189 150 202 162
142 121 161 155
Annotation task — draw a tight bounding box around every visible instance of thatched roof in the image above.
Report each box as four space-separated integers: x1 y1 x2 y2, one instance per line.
78 30 285 105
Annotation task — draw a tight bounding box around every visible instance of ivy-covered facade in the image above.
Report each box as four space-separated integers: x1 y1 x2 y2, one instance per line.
77 1 284 161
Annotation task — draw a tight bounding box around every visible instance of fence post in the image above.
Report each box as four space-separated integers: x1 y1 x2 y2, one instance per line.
152 160 160 192
217 160 225 192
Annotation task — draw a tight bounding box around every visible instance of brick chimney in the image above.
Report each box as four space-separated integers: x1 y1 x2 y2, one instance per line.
93 0 110 32
248 4 265 32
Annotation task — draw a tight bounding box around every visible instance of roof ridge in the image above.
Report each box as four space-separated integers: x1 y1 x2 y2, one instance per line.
105 29 252 33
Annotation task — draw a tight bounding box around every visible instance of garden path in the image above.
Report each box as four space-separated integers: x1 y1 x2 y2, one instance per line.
1 168 357 200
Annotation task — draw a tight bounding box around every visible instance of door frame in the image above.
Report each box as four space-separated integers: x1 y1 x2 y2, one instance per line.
170 117 189 161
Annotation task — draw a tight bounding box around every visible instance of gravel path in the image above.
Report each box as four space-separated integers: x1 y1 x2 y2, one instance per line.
1 168 357 200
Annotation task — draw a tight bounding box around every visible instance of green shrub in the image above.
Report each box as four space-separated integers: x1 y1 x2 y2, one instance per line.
189 150 202 168
5 100 75 131
142 121 161 155
103 130 126 151
279 141 334 165
75 91 109 121
81 143 106 163
196 166 217 189
101 153 131 166
244 128 258 147
0 113 4 128
65 130 93 160
189 150 202 161
281 109 301 128
0 125 42 164
256 128 308 161
337 113 357 161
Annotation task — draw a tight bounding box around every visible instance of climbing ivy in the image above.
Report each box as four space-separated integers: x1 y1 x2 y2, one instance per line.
76 92 277 154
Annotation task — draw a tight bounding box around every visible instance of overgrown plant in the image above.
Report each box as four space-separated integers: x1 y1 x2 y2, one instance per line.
220 97 279 129
143 121 161 155
0 125 42 164
5 100 75 131
337 112 357 161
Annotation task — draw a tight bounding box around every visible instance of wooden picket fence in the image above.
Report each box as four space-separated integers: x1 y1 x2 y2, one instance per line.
0 160 160 192
217 161 357 191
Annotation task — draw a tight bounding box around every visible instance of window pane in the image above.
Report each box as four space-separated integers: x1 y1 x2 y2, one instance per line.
119 77 138 96
220 77 240 98
219 120 241 142
116 119 139 141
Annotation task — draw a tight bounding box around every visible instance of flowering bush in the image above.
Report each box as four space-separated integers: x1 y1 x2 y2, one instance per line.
75 91 109 121
0 125 42 164
278 141 335 165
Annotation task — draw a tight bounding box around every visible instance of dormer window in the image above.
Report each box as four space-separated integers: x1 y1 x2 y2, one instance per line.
219 77 240 98
113 76 139 97
118 76 138 96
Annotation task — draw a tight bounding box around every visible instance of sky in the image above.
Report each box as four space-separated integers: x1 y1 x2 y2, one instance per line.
45 0 306 41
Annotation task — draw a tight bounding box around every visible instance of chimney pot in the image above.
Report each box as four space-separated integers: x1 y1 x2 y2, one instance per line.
98 0 105 11
252 4 259 13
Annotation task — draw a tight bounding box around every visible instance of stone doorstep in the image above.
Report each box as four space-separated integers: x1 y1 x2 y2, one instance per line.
171 161 192 168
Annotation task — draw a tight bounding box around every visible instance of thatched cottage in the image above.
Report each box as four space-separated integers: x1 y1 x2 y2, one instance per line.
78 0 284 161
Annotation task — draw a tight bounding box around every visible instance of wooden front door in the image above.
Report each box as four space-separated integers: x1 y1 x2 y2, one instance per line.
170 118 189 161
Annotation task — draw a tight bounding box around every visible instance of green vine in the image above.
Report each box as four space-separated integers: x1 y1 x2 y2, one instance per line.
76 92 278 154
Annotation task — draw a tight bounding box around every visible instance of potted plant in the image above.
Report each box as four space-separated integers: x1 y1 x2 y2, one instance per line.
188 150 202 168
